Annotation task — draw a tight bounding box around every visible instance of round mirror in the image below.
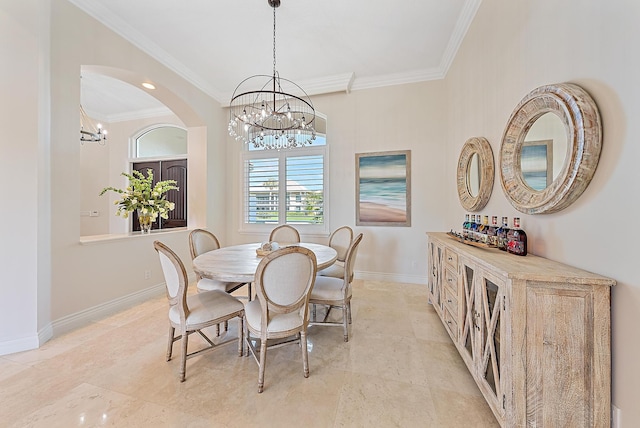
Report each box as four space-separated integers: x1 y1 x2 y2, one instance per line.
500 83 601 214
467 153 481 196
520 112 568 191
457 137 494 211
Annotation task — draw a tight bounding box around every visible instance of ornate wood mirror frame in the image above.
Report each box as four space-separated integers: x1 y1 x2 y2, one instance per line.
457 137 494 211
500 83 602 214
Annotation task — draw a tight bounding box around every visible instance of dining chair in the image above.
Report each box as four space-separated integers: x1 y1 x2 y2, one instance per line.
318 225 353 279
189 229 251 298
268 224 301 244
244 246 317 393
154 241 245 382
310 233 363 342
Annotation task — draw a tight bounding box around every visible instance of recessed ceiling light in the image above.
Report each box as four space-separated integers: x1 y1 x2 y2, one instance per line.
142 82 155 90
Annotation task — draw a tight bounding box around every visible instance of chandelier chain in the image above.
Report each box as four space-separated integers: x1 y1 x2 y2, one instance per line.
273 5 277 76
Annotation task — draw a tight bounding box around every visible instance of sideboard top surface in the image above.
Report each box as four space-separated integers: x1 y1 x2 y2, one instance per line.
427 232 615 287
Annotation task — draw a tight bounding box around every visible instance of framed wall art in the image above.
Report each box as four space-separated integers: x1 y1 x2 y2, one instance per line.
355 150 411 227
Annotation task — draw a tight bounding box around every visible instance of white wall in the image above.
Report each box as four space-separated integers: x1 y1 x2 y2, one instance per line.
445 0 640 423
0 0 49 353
226 82 450 284
46 0 224 325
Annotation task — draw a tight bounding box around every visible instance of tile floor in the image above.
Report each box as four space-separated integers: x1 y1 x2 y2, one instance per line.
0 280 499 427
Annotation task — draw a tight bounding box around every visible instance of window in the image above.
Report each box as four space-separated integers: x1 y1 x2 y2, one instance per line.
242 116 327 234
132 126 187 232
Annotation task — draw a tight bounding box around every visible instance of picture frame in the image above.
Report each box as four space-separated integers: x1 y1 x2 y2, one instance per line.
355 150 411 227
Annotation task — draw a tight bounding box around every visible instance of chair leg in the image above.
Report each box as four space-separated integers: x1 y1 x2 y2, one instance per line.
301 330 310 378
237 317 244 357
347 302 352 324
179 331 189 382
342 305 349 342
166 325 175 361
258 339 268 393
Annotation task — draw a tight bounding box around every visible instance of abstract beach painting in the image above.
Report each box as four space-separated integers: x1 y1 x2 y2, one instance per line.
356 150 411 226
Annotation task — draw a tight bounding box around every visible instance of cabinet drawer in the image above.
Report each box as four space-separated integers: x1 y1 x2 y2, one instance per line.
444 247 458 270
443 285 458 315
443 307 458 340
444 268 458 295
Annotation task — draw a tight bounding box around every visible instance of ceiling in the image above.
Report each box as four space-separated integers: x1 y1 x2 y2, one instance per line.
73 0 481 121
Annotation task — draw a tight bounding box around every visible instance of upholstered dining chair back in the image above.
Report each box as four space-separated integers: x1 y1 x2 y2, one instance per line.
255 246 316 323
189 229 221 260
328 226 353 262
344 233 363 286
268 224 301 244
155 241 189 323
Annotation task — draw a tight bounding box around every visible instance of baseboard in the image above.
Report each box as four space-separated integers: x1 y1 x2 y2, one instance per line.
355 270 427 285
0 334 40 356
51 283 166 338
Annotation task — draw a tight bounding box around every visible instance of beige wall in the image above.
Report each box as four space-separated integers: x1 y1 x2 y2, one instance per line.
0 0 49 351
47 0 225 325
2 0 638 423
445 0 640 422
225 82 450 283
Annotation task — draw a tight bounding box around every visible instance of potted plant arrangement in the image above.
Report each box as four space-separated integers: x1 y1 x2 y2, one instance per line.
100 169 179 233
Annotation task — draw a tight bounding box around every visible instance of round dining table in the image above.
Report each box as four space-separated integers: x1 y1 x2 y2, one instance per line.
192 242 338 284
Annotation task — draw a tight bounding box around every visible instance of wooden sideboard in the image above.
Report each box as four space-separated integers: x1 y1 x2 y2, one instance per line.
426 232 615 427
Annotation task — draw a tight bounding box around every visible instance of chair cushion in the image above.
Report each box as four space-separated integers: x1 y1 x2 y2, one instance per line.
245 300 304 334
170 289 244 327
310 276 351 303
197 277 244 293
317 262 345 279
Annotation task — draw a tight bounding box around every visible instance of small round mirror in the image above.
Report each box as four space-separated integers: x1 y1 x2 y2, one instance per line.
457 137 494 211
520 112 568 191
467 153 481 196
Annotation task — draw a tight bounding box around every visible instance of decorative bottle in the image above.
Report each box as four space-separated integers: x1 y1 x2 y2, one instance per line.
463 214 470 238
487 216 498 247
470 215 477 241
507 217 527 256
497 216 509 251
480 215 489 244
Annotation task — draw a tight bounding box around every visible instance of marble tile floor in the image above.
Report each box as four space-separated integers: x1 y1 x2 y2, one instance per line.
0 280 499 427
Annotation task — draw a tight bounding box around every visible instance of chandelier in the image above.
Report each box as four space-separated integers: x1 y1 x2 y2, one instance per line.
228 0 316 150
80 105 107 144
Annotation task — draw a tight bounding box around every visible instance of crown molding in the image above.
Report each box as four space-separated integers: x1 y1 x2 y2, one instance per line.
351 68 444 92
68 0 223 101
439 0 482 76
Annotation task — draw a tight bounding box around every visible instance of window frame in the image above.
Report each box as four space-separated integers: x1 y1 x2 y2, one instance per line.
239 143 330 237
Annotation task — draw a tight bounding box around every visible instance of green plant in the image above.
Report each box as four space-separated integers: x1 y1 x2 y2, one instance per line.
99 169 179 221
